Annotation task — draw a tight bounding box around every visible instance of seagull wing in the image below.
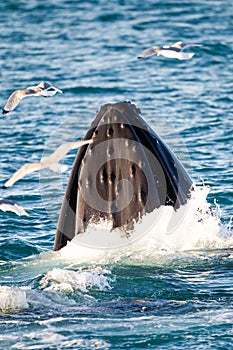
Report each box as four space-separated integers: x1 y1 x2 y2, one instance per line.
170 41 183 50
44 139 93 164
0 198 29 216
37 81 64 96
37 81 51 89
52 86 64 94
40 88 62 97
181 43 202 50
13 203 30 216
47 84 64 94
138 46 160 59
3 162 42 188
69 139 93 150
2 89 34 114
171 41 202 51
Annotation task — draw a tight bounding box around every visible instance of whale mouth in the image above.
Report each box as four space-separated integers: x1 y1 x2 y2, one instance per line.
54 101 193 251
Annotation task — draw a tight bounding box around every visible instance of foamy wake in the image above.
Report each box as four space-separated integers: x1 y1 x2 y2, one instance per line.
0 286 29 312
40 266 113 293
0 267 112 313
1 185 232 313
5 330 110 350
59 184 233 261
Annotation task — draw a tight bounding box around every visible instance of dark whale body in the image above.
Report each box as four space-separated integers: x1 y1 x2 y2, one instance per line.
54 102 192 251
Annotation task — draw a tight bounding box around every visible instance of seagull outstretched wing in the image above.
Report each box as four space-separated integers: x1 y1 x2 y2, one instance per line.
2 89 36 114
3 139 93 188
138 46 160 59
171 41 202 50
43 139 93 164
3 163 42 188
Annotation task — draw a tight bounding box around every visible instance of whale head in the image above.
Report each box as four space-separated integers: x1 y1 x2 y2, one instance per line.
54 101 192 251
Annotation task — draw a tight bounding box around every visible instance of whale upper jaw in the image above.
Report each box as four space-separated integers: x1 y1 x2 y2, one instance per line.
54 101 192 251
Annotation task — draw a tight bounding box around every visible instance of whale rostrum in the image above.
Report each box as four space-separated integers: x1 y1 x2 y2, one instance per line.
54 101 192 251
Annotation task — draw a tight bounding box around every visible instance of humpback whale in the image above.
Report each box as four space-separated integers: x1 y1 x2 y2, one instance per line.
54 101 192 251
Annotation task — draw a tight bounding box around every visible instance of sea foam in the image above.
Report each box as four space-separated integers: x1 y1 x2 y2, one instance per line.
0 286 29 312
59 184 233 262
40 266 113 293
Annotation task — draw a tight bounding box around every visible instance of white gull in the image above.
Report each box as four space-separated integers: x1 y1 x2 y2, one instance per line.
0 198 29 216
138 41 202 60
3 139 92 188
2 81 64 114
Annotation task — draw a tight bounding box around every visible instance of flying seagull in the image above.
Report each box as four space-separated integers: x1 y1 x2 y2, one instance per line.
2 81 64 114
3 139 92 188
0 198 29 216
138 41 202 60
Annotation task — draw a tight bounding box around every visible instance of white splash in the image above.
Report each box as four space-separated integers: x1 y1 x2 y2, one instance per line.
1 186 232 314
59 185 233 262
0 268 113 313
0 286 29 312
40 267 113 293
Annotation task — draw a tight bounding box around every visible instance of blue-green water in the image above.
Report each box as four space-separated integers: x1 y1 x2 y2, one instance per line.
0 0 232 348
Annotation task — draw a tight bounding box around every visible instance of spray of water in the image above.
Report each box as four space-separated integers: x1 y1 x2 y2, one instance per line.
1 184 232 313
59 184 233 262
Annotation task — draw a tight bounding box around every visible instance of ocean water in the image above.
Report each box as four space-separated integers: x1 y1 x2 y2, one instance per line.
0 0 232 349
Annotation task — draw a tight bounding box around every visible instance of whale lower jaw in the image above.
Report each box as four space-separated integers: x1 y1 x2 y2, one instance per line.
54 102 192 251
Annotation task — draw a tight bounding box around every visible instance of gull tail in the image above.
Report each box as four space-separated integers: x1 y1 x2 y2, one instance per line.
177 52 195 60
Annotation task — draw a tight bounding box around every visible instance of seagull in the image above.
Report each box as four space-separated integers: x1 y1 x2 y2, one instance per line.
0 198 29 216
3 139 92 188
2 81 64 114
138 41 202 60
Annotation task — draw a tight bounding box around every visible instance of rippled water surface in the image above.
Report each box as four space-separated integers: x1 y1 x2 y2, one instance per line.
0 0 232 349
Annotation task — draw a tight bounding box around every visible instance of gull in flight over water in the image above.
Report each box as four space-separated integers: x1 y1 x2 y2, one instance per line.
0 198 29 216
138 41 202 60
2 81 64 114
3 139 92 188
